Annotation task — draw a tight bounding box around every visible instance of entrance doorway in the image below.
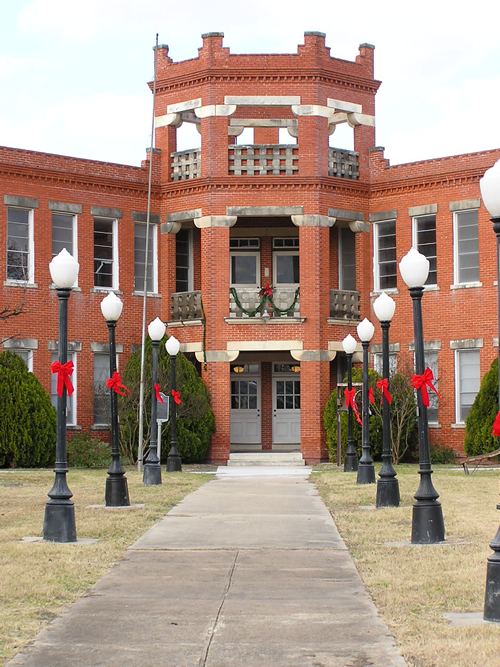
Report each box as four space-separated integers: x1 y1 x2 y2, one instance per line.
230 364 261 445
272 363 300 446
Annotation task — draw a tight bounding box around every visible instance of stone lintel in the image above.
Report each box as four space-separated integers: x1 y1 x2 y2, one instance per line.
227 340 303 352
90 342 124 354
3 338 38 350
194 105 236 118
195 351 239 363
346 112 375 127
228 127 245 136
224 95 301 106
194 215 237 229
329 208 365 222
160 221 182 235
4 195 39 209
408 204 437 217
371 343 400 354
132 211 160 224
49 201 82 214
48 340 83 353
180 342 203 353
449 199 480 212
327 99 362 114
292 214 335 228
290 350 336 361
291 104 335 119
449 338 483 350
168 209 203 222
227 206 303 217
91 206 122 219
229 118 297 128
408 340 441 352
369 210 397 223
329 112 348 126
328 341 363 354
154 113 182 128
349 221 370 233
167 98 202 114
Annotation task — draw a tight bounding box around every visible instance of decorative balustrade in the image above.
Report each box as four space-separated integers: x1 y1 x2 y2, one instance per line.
171 291 203 321
229 145 298 176
330 289 361 320
171 149 201 181
328 148 359 179
229 287 300 318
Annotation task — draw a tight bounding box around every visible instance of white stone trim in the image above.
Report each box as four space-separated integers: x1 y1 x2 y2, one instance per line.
290 350 336 361
194 215 237 229
224 96 301 106
194 105 236 119
180 342 203 352
327 99 362 113
229 118 297 128
348 220 370 233
291 104 335 119
154 113 182 128
227 340 303 352
167 98 202 114
291 214 335 228
328 341 363 353
195 350 239 363
346 112 375 127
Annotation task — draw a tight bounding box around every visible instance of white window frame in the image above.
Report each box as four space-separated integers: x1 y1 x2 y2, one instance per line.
373 219 397 292
52 211 78 286
453 209 480 287
134 222 158 294
373 352 397 377
230 251 260 287
51 351 77 426
93 217 119 290
424 350 439 424
412 214 437 287
454 348 480 424
176 228 194 292
272 250 299 286
6 206 35 284
10 348 33 372
93 352 111 426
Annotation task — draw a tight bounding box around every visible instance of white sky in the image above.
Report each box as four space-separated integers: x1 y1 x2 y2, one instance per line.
1 0 499 167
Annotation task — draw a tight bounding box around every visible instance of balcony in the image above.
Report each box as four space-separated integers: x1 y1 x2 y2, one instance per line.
171 149 201 181
328 148 359 179
229 287 300 319
171 291 203 321
330 289 360 321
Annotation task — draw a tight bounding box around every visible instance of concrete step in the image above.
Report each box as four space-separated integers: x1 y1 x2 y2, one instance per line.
228 452 305 467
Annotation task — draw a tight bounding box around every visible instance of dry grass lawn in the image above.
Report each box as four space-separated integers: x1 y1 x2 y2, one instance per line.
0 467 211 665
313 464 500 667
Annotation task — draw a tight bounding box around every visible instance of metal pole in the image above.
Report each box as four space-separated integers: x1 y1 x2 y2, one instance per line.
143 340 162 485
376 320 400 507
409 286 444 543
344 353 358 472
166 353 182 472
357 340 375 484
105 321 130 506
43 288 76 542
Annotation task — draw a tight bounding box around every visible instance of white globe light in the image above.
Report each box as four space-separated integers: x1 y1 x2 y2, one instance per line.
342 333 357 355
100 292 123 321
357 317 375 342
49 248 79 288
148 317 166 342
480 159 500 218
399 247 430 288
166 335 180 356
373 291 396 322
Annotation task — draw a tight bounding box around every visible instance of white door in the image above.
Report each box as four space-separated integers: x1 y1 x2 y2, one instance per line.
272 371 300 444
230 374 261 444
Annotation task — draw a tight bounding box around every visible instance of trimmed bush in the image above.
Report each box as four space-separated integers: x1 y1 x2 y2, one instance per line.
430 444 457 464
67 433 111 468
0 351 56 467
464 357 498 456
119 338 215 464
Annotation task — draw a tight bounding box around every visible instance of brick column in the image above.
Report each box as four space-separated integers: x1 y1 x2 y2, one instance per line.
158 221 180 322
200 116 229 177
155 125 177 183
261 362 273 451
297 115 329 177
202 361 231 464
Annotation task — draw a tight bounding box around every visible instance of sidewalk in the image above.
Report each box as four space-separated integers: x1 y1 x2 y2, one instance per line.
8 468 406 667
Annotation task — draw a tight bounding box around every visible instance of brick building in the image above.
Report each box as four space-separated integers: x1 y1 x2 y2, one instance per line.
1 32 498 463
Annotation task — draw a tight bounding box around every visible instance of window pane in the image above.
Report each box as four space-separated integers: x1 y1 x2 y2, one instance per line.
52 213 74 257
7 208 30 281
231 255 257 284
94 218 114 287
339 228 356 290
134 223 155 292
93 353 111 424
376 220 396 290
416 215 437 285
456 210 479 283
275 254 299 284
458 350 480 422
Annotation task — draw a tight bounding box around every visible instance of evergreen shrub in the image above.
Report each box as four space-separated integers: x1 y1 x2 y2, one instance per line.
464 357 499 456
67 433 110 468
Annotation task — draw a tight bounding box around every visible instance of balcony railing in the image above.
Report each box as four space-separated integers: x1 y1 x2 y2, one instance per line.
171 291 203 321
171 149 201 181
328 148 359 179
229 144 299 176
330 289 360 320
230 287 300 319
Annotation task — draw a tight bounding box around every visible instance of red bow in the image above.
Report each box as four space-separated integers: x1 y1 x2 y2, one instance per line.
106 371 130 396
171 389 182 405
344 388 362 426
368 387 375 405
51 360 75 397
492 411 500 437
411 368 439 408
154 384 164 403
259 282 273 298
376 378 393 405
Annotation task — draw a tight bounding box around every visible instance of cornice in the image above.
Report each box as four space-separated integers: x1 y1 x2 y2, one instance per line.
370 169 483 196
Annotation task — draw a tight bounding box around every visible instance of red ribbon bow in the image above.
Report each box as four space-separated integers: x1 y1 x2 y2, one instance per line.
106 371 130 396
259 282 273 298
368 387 375 405
411 367 439 408
51 360 75 397
344 387 362 426
492 411 500 437
376 378 393 405
171 389 182 405
154 384 164 403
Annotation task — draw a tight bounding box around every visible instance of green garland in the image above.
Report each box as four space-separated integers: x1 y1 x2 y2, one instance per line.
230 287 299 317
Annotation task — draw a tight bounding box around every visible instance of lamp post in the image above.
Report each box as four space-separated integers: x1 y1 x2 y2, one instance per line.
43 249 79 542
356 318 376 484
143 317 166 485
342 334 358 472
373 292 400 507
101 292 130 507
166 335 182 472
399 247 444 543
479 159 500 621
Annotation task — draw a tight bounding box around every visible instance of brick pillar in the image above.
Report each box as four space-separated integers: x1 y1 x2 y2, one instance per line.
297 115 329 177
300 360 330 464
202 361 231 464
200 116 229 177
158 221 179 322
155 125 177 183
261 362 272 450
254 127 279 144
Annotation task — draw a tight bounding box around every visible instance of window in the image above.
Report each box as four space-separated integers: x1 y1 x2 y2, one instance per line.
339 227 356 291
455 349 480 423
10 348 33 372
424 351 439 424
273 251 299 285
176 229 193 292
134 223 157 293
231 379 258 410
51 351 76 426
373 353 397 377
94 217 117 288
374 220 396 290
273 238 298 250
454 209 479 284
230 252 259 286
52 212 76 258
93 353 111 425
7 207 33 282
413 215 437 285
230 238 260 250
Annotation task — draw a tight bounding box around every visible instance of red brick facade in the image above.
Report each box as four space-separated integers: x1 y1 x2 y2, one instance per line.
1 32 498 463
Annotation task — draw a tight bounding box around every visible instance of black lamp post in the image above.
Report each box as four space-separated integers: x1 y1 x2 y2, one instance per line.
373 292 400 507
399 247 444 543
43 249 79 542
101 292 130 507
356 317 376 484
166 335 182 472
480 159 500 621
143 317 166 485
342 334 358 472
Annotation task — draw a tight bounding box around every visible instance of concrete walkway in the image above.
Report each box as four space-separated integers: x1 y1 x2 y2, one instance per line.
9 469 406 667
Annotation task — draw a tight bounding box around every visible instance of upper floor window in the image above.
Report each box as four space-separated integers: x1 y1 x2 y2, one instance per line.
134 223 157 293
455 348 480 423
454 209 479 285
93 352 111 426
374 220 396 291
176 229 193 293
7 206 34 283
94 217 117 289
413 215 437 286
51 351 77 426
230 239 260 286
338 227 356 291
